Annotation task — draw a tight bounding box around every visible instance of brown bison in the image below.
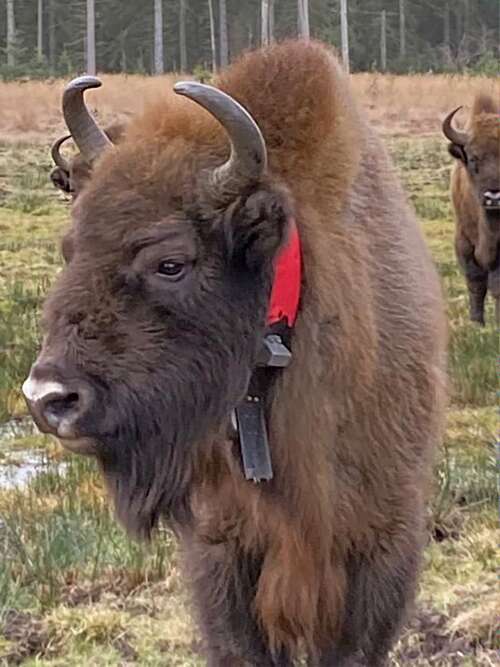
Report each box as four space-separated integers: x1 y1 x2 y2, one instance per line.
50 122 125 197
23 41 447 666
442 94 500 325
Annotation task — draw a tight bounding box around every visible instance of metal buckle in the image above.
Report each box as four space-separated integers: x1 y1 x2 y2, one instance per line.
257 334 292 367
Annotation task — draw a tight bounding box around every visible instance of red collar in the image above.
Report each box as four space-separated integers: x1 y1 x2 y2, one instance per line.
267 218 302 328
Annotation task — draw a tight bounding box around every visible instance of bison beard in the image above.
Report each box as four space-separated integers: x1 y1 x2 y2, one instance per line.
93 192 289 540
23 40 447 666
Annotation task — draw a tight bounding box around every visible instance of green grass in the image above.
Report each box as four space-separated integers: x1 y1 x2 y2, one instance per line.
0 136 498 665
0 456 173 610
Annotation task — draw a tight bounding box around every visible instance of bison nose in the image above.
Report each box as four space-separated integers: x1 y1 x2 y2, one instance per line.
22 372 93 438
483 190 500 209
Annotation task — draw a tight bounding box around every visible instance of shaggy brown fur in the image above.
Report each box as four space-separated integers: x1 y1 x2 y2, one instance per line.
445 94 500 324
26 40 447 666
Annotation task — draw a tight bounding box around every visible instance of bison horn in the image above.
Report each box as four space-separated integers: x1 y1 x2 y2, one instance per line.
174 81 267 199
50 134 72 172
442 107 468 146
62 76 112 163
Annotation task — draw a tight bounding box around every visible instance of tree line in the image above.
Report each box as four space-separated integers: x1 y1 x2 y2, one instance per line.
1 0 499 80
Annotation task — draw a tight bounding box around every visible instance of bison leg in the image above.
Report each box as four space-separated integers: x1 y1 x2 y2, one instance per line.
487 264 500 327
185 540 293 667
463 257 488 325
315 539 420 667
455 233 488 325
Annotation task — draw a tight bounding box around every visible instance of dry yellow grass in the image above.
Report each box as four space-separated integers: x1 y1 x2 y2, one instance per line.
351 72 500 135
0 71 498 143
0 73 182 142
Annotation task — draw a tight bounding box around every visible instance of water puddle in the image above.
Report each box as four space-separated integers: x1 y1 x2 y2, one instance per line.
0 416 36 441
0 417 66 490
0 449 52 489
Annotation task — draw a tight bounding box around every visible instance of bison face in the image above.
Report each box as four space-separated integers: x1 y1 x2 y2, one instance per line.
50 165 72 194
49 156 93 198
23 78 290 538
444 106 500 224
463 144 500 223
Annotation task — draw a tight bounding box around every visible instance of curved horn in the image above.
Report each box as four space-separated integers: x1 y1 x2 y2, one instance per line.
442 106 468 146
50 134 72 172
174 81 267 199
62 76 112 163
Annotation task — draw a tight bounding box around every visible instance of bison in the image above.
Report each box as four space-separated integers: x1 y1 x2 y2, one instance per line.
442 94 500 325
23 41 447 666
50 123 125 197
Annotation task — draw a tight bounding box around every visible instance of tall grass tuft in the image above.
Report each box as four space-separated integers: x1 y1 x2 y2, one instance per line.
0 454 174 616
0 280 45 422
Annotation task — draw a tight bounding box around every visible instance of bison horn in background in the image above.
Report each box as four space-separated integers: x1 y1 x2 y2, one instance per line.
62 76 112 163
442 107 468 146
174 81 267 200
50 134 72 172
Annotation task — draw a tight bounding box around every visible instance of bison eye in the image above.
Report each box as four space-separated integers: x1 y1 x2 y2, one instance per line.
469 156 480 174
157 260 186 280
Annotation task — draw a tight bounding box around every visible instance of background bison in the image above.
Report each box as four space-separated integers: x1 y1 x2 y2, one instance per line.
22 41 447 666
50 122 125 198
442 94 500 325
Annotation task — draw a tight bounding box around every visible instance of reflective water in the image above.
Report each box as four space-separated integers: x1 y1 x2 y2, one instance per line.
0 418 64 490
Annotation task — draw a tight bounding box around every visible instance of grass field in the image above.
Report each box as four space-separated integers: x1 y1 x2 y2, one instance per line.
0 74 499 665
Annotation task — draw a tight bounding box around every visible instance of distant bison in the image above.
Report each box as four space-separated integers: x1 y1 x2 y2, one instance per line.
23 41 446 666
442 94 500 324
50 123 125 198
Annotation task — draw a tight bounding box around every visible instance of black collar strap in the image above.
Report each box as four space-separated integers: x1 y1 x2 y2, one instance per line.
231 216 302 483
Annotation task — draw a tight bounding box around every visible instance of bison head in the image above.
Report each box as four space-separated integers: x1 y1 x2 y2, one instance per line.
50 123 125 198
23 76 290 538
443 98 500 223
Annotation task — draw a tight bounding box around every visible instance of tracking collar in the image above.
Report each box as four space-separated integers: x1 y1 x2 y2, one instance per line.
232 218 302 482
267 220 301 329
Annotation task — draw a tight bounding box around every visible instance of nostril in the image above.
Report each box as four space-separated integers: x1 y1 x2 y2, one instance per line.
484 190 500 197
44 392 80 421
40 390 80 431
22 369 94 438
483 190 500 208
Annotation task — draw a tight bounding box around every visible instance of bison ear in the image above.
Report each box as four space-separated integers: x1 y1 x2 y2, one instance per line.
224 189 291 271
448 143 467 164
50 166 72 193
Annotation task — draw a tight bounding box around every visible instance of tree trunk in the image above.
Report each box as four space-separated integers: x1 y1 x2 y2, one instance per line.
463 0 470 60
154 0 164 74
380 10 387 71
120 30 127 72
261 0 270 46
37 0 44 61
86 0 96 75
399 0 406 59
179 0 187 72
48 0 56 74
261 0 274 45
340 0 349 73
208 0 217 72
269 0 274 43
297 0 310 40
6 0 16 68
443 2 451 50
219 0 228 67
